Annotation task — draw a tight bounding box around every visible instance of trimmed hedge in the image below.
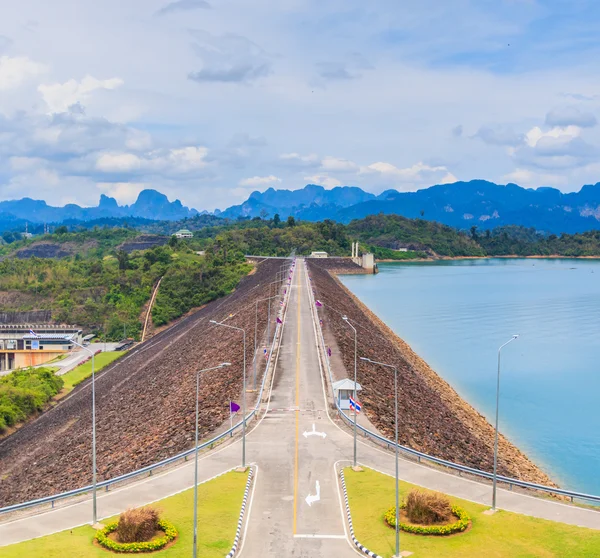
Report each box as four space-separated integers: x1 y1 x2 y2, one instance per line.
95 519 177 553
385 504 470 536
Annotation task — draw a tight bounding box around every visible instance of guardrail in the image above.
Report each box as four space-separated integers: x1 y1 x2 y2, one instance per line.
0 263 295 516
304 260 600 506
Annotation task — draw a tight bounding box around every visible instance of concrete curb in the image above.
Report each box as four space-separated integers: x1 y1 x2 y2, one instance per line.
225 467 254 558
339 469 383 558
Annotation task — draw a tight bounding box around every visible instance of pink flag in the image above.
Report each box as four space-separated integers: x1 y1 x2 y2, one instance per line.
315 300 323 307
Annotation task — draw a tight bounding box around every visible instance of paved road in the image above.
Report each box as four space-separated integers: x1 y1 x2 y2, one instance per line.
239 256 354 557
1 258 598 554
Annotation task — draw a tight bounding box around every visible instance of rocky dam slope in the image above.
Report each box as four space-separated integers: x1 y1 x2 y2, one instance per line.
0 258 286 507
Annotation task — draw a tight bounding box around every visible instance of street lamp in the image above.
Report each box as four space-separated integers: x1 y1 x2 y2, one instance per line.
33 331 97 525
342 316 358 468
192 362 231 558
492 334 519 511
209 320 247 467
361 356 400 558
254 295 280 390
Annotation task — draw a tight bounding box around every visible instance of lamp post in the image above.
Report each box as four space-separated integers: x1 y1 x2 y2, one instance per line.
492 334 519 511
254 295 280 390
209 320 247 467
192 363 231 558
34 332 97 524
361 357 400 558
342 316 358 468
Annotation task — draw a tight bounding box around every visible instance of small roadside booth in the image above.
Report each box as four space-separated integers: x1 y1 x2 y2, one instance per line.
332 378 362 410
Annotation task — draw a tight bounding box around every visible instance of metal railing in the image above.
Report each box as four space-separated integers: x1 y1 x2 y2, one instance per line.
0 265 294 516
304 260 600 506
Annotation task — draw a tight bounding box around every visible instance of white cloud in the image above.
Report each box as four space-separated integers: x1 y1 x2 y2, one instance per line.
0 56 46 90
303 174 342 188
38 75 124 114
95 146 208 175
279 152 320 166
503 168 567 187
96 152 142 172
96 182 148 204
545 106 597 128
320 156 358 172
525 125 581 147
360 161 457 189
238 175 281 187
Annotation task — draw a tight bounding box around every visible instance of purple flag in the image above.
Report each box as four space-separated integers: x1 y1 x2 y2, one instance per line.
277 316 282 324
327 347 332 357
315 300 323 307
230 401 240 413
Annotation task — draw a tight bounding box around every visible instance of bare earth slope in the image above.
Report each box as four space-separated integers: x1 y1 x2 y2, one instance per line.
0 258 284 507
308 259 554 486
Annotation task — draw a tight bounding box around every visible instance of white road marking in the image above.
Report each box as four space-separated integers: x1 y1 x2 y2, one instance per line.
303 424 327 439
305 480 321 507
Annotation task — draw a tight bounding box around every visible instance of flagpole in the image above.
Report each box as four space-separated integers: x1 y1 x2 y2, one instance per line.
230 400 233 436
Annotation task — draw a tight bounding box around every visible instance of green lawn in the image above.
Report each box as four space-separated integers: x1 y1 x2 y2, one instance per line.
60 351 126 392
0 469 249 558
344 467 600 558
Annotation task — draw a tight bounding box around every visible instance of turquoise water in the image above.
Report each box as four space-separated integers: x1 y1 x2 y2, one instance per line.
339 258 600 496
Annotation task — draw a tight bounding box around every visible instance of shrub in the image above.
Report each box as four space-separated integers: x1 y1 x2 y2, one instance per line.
405 490 451 525
117 507 160 543
385 504 470 536
96 518 177 553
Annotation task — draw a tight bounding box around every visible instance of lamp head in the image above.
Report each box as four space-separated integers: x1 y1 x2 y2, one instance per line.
342 315 348 321
513 334 519 339
359 356 371 362
209 320 217 324
221 362 232 367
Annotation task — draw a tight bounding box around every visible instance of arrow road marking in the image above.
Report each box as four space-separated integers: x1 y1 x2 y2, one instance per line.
302 424 327 439
305 480 321 507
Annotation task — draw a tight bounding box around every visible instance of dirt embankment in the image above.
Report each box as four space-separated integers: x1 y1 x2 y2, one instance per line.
308 260 554 486
0 258 287 507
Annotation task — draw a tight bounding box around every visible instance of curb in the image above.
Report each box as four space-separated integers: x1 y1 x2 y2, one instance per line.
225 467 254 558
339 469 383 558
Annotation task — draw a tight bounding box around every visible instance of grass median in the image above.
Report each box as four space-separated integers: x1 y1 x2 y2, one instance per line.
0 469 249 558
59 351 126 393
344 467 600 558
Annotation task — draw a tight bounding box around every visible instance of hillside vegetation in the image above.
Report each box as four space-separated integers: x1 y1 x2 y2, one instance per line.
1 216 600 339
0 368 63 433
0 231 251 339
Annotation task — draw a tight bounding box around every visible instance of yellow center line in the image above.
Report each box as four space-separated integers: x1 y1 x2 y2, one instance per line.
293 263 302 534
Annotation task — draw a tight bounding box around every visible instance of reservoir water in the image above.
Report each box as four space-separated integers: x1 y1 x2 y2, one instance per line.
339 258 600 496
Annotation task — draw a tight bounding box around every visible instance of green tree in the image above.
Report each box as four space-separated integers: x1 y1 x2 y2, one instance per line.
287 215 296 227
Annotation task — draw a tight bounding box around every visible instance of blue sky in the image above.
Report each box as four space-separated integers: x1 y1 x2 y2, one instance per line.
1 0 600 210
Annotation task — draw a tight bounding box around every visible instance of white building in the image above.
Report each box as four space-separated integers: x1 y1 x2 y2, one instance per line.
332 378 362 410
174 229 193 239
309 251 328 258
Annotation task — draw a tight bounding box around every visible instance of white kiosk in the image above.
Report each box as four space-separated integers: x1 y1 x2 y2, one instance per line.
332 378 362 410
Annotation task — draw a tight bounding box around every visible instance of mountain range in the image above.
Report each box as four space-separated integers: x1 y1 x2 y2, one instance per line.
219 180 600 234
2 180 600 235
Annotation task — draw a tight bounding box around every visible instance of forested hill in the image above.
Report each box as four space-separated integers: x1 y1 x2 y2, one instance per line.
1 216 600 340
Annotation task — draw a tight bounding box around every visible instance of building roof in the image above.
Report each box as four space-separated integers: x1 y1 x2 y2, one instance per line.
23 333 76 340
332 378 362 391
175 229 193 234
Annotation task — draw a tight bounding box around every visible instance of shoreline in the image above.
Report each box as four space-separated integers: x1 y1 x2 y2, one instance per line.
308 259 555 487
378 254 600 262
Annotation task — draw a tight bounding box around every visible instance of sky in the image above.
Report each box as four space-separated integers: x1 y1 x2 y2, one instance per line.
1 0 600 211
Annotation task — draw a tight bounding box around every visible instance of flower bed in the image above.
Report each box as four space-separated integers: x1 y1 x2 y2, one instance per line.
384 504 470 536
95 519 177 553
